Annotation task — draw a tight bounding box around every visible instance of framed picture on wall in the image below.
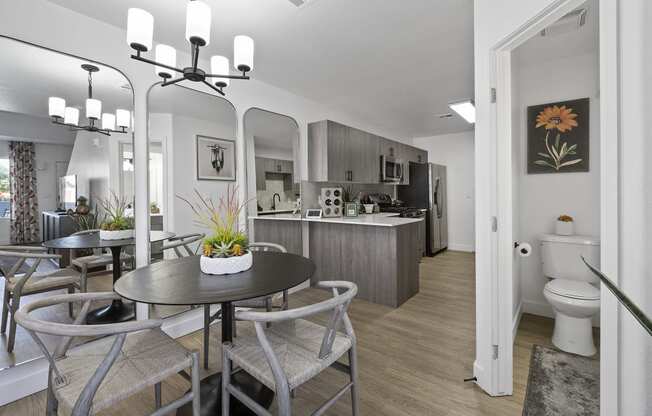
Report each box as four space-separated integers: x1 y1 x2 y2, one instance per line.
527 98 590 174
196 135 236 181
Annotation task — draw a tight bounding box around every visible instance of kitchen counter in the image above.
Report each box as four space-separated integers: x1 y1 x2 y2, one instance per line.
250 212 423 227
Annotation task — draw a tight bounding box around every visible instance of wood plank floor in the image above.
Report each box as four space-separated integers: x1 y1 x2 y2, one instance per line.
0 251 561 415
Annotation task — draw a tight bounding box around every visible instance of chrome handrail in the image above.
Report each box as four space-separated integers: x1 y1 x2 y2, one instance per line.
582 256 652 336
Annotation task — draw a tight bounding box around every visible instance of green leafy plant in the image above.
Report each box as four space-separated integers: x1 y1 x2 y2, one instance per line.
97 191 134 231
177 185 251 258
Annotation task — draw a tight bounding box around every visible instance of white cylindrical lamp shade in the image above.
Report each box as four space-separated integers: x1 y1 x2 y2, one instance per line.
64 107 79 126
155 44 177 79
210 55 230 87
234 35 254 72
86 98 102 120
185 1 211 46
48 97 65 118
127 8 154 51
102 113 116 131
116 109 130 129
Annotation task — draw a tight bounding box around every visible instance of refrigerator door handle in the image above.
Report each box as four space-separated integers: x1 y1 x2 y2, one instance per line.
434 177 442 218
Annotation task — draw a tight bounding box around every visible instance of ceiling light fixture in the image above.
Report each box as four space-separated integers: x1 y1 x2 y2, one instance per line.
48 64 130 136
448 100 476 124
126 0 254 96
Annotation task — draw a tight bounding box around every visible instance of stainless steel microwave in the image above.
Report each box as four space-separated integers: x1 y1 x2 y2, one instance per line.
380 155 404 183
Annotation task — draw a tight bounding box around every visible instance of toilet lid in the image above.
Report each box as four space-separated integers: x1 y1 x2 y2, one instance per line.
545 280 600 300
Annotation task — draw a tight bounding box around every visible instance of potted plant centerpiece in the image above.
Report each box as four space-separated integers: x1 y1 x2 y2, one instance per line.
178 186 253 275
556 214 575 236
98 192 135 240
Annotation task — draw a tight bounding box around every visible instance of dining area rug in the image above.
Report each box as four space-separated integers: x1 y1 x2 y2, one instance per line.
522 344 599 416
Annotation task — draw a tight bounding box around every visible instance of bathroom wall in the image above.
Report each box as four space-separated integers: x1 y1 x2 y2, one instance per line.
513 51 600 320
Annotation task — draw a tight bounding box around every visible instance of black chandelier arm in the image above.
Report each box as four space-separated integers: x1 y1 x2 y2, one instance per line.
201 80 225 96
161 76 186 87
131 53 185 75
50 117 127 136
204 72 250 80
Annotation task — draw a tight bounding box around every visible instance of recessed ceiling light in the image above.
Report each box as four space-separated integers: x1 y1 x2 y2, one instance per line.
448 100 475 124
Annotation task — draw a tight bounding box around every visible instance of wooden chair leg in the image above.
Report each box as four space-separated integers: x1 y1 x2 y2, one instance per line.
80 265 88 293
7 293 19 353
1 289 9 333
46 371 58 416
67 286 75 318
191 351 200 416
349 345 359 416
232 303 237 338
154 382 162 409
203 305 210 370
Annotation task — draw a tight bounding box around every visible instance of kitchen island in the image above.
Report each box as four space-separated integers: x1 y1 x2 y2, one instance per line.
251 213 424 307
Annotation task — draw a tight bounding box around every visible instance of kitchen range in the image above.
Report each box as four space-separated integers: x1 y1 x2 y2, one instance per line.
248 119 447 308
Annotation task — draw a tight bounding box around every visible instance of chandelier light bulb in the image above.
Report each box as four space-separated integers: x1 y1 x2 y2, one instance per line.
48 97 65 118
116 109 131 129
185 1 211 46
102 113 116 131
64 107 80 126
127 8 154 52
85 98 102 120
234 35 254 72
155 44 177 79
211 55 230 87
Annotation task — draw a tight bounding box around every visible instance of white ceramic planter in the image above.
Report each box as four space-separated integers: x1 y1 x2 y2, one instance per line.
99 229 134 240
555 221 574 236
200 251 253 275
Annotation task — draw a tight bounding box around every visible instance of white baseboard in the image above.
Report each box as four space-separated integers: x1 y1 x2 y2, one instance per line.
512 300 523 342
447 243 475 252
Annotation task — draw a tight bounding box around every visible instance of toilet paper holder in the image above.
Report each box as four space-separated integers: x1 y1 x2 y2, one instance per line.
514 241 531 256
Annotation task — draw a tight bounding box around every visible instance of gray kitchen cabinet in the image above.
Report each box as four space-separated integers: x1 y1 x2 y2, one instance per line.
256 157 294 190
308 120 379 183
252 219 302 256
255 157 267 190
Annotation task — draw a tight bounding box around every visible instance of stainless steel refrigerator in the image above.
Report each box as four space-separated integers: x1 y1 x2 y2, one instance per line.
397 162 448 255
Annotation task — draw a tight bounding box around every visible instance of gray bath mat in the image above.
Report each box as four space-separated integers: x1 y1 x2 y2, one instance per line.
523 344 599 416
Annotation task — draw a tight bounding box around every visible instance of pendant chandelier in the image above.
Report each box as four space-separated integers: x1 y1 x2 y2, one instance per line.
126 0 254 96
48 64 131 136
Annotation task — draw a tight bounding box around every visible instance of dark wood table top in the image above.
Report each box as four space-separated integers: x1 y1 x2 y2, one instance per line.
43 231 175 250
114 252 315 306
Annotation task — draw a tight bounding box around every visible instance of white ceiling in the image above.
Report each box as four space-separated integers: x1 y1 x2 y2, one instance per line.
0 37 132 120
46 0 474 138
514 0 598 64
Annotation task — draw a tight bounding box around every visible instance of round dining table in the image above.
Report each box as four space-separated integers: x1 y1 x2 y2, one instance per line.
114 251 315 416
43 230 175 324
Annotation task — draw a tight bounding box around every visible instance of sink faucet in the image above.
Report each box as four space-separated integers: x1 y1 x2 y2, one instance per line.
272 193 281 210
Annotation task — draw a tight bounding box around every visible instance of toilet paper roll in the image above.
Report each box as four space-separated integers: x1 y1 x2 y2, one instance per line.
516 242 532 257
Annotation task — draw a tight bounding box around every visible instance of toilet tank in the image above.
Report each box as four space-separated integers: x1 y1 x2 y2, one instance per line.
540 234 600 283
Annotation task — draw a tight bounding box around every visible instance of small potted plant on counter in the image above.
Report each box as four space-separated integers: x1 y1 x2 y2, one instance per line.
98 192 135 240
178 186 253 275
556 214 575 236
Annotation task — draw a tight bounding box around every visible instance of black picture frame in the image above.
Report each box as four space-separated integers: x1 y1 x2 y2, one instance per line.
195 135 236 181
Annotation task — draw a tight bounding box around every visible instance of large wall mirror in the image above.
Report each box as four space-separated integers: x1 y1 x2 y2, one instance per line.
148 84 237 319
244 108 300 222
0 37 135 369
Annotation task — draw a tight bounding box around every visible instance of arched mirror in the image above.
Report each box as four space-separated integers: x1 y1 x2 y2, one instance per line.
0 37 135 369
244 108 301 254
147 84 237 318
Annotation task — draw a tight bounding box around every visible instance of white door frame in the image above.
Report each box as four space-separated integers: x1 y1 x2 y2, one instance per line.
486 1 619 410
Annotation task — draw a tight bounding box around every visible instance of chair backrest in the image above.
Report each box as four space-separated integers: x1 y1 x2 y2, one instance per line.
0 247 59 285
161 233 205 258
236 281 357 359
14 292 162 415
249 242 287 253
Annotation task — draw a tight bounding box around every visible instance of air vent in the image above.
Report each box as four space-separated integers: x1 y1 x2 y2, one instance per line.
540 8 587 37
287 0 319 8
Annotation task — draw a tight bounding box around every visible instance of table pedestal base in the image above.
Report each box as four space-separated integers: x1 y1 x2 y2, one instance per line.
86 300 135 324
177 370 274 416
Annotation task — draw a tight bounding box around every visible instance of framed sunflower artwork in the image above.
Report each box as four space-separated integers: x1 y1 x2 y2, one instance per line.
527 98 590 174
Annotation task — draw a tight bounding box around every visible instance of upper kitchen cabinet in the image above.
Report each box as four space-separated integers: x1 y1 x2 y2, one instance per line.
308 120 379 183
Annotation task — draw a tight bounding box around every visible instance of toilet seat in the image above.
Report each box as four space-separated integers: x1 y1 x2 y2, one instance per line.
545 280 600 300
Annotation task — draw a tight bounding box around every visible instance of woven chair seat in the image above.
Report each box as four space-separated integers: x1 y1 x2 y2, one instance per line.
226 319 352 391
54 328 193 415
234 292 284 309
72 252 134 268
6 268 79 294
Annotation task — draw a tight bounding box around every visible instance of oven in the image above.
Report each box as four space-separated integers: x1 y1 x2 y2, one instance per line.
380 155 404 183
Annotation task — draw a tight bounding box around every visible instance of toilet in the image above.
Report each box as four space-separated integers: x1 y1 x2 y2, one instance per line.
540 234 600 356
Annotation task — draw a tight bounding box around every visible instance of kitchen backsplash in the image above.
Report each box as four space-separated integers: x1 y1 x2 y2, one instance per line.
301 181 396 210
257 175 300 211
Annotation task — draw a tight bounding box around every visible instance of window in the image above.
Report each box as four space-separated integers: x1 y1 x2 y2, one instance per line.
0 158 9 218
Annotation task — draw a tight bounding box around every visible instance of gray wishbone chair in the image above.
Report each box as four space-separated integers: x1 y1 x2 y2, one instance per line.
0 246 80 353
222 281 359 416
70 229 135 292
14 292 201 416
203 242 290 370
160 233 205 259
